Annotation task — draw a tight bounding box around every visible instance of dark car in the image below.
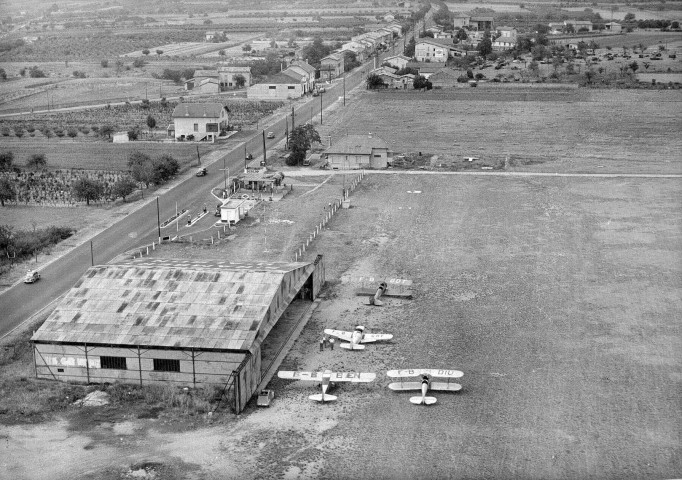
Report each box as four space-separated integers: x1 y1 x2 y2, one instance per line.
245 153 253 160
196 168 207 177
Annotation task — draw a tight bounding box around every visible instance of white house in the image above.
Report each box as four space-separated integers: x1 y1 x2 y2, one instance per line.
493 27 518 50
320 53 345 79
414 38 452 62
604 22 622 33
171 103 229 142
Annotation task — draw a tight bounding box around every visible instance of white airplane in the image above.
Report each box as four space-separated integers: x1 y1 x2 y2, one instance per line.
387 369 463 405
355 279 413 306
323 325 393 350
277 370 376 402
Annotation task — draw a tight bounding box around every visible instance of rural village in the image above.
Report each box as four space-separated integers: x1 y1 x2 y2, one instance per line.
0 0 680 479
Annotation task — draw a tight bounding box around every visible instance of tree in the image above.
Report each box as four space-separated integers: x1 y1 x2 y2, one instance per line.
478 36 493 58
218 49 226 56
146 115 156 132
156 49 163 56
0 67 7 80
456 28 468 41
112 177 137 202
0 150 14 170
100 59 108 68
27 153 47 169
288 124 321 165
404 37 416 57
242 43 252 52
142 49 150 55
624 13 636 22
128 151 155 187
0 177 16 206
67 128 78 139
413 75 432 90
133 58 145 68
234 73 246 88
366 74 385 89
71 178 103 205
300 37 331 67
629 61 639 72
100 125 114 139
152 154 179 184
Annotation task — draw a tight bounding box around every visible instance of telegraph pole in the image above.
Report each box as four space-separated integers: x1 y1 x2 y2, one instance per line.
343 75 346 106
262 130 267 166
156 197 161 242
320 90 323 125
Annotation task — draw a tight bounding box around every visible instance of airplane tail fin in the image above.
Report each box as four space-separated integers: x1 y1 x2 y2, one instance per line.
309 393 337 402
367 297 383 306
410 396 437 405
340 343 365 350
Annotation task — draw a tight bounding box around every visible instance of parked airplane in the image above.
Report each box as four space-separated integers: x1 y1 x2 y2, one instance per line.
277 370 376 402
387 369 463 405
323 325 393 350
355 279 413 306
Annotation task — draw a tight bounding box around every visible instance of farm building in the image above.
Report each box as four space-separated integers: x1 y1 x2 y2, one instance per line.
429 68 460 88
217 66 252 89
383 54 411 70
247 73 306 100
171 103 229 141
31 258 325 413
604 22 622 33
326 134 391 169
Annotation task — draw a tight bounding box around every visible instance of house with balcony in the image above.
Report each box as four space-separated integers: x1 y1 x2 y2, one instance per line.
171 103 229 142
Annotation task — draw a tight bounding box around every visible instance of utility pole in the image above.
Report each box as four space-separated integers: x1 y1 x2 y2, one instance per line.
343 75 346 106
262 130 266 166
320 90 323 125
156 197 161 243
90 241 94 266
285 117 289 149
223 155 227 190
196 145 201 166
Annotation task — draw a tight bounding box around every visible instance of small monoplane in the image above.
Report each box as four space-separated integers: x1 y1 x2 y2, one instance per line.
277 370 376 402
387 369 463 405
346 276 413 306
323 325 393 351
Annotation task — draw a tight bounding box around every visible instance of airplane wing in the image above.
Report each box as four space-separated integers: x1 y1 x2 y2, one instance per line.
355 288 378 297
328 372 376 383
277 371 324 381
361 333 393 343
386 369 463 378
430 381 463 392
324 329 353 342
388 381 422 391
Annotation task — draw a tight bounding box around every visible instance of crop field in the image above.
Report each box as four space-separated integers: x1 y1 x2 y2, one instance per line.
0 140 215 171
316 88 682 175
0 97 284 133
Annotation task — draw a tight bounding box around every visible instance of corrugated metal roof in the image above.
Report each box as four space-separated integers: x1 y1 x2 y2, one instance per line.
32 260 313 352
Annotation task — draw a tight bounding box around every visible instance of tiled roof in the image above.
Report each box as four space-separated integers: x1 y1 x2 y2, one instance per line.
172 103 226 118
31 260 315 353
218 66 251 73
193 69 219 77
326 134 389 155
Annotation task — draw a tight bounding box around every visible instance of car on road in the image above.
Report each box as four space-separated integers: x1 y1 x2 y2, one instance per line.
196 168 208 177
24 270 40 284
245 153 253 160
266 131 275 139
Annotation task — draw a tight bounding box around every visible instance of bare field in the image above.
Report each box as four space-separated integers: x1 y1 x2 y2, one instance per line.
317 88 682 174
4 172 679 480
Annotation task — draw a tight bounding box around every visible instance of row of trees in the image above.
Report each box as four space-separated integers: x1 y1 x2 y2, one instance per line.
0 224 74 268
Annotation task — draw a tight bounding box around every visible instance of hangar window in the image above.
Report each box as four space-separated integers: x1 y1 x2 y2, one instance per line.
153 359 180 372
100 356 127 370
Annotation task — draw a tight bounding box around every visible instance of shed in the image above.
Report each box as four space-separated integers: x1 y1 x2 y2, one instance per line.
326 134 391 169
31 258 326 413
220 198 247 224
112 132 129 143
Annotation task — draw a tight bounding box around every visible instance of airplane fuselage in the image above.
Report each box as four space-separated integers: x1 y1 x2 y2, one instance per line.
351 330 363 345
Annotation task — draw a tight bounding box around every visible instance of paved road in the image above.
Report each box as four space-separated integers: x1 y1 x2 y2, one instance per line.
0 38 406 337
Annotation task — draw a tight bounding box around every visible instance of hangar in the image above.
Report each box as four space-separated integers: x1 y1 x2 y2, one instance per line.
31 256 325 412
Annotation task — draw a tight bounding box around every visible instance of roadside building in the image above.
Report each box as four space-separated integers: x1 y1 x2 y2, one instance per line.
171 103 229 141
247 73 305 100
565 20 593 32
548 22 565 35
414 38 453 62
453 14 470 29
217 66 252 89
31 258 326 413
470 16 494 31
320 53 345 79
287 61 316 91
325 134 392 169
184 69 219 91
493 27 518 50
383 54 411 70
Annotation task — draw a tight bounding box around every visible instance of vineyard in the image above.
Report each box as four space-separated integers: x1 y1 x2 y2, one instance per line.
0 169 134 206
0 142 213 171
0 98 284 135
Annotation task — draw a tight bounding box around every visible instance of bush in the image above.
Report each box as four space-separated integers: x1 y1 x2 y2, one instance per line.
133 58 145 68
101 59 109 68
26 153 47 169
66 128 78 139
